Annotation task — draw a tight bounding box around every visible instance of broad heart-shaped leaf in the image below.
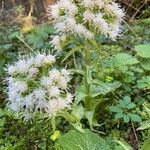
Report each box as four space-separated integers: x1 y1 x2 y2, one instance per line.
135 45 150 58
55 129 111 150
113 53 139 65
141 136 150 150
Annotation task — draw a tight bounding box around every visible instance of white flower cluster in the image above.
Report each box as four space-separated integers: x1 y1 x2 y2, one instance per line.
6 53 73 121
48 0 125 50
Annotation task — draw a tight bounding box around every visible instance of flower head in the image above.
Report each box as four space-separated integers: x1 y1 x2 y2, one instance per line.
7 65 18 75
48 0 125 50
51 35 62 51
6 53 72 121
28 67 39 78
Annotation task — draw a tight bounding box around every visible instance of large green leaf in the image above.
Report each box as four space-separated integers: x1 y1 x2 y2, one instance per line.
140 59 150 71
114 140 132 150
135 45 150 58
91 81 121 97
141 137 150 150
55 129 111 150
113 53 139 65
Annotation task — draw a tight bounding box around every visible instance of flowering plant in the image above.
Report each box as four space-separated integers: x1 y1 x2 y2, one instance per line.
48 0 125 51
48 0 125 114
5 0 125 136
6 53 73 122
3 1 150 149
6 0 125 124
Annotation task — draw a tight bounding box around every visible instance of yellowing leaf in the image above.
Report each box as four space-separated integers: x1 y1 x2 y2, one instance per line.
50 131 61 141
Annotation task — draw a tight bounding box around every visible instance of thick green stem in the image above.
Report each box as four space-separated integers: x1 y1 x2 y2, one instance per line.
62 111 77 123
51 116 56 132
84 42 91 111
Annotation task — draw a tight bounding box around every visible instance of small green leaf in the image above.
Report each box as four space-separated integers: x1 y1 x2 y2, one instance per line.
126 103 136 109
110 106 123 113
115 113 124 119
123 115 130 123
123 96 131 105
119 100 127 108
129 114 142 123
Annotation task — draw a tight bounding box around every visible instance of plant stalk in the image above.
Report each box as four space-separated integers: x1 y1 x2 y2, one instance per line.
84 41 91 111
62 111 77 123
